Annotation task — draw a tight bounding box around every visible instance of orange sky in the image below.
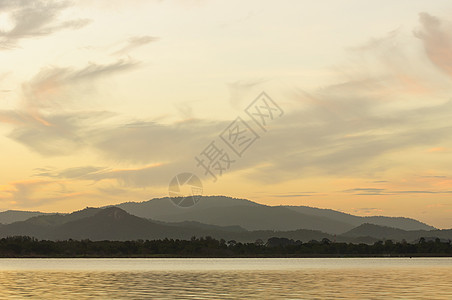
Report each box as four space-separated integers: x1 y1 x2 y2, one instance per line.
1 0 452 228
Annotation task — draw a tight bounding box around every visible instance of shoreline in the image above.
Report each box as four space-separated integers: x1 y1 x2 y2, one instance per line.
2 253 452 258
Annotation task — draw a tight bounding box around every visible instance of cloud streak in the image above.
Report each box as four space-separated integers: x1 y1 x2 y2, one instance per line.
0 0 91 50
415 13 452 78
0 60 137 155
112 35 159 55
0 179 83 208
343 188 452 196
3 11 452 197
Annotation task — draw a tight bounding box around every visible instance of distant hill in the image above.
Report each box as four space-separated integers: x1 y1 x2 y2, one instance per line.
0 207 322 242
342 223 452 243
114 196 435 234
0 207 101 239
156 220 247 233
51 207 192 240
284 206 435 231
0 207 336 242
0 210 49 224
0 195 440 237
362 216 435 231
113 196 259 220
114 196 353 234
0 206 450 243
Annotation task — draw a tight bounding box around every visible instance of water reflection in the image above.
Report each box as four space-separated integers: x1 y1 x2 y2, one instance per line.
0 259 451 299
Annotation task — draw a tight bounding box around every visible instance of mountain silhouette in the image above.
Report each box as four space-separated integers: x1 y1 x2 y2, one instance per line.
0 210 49 224
0 196 446 242
113 196 434 234
343 223 452 242
0 206 341 242
283 206 435 231
0 205 450 243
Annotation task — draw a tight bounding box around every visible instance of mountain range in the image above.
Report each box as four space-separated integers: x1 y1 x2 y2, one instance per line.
0 196 448 243
111 196 435 233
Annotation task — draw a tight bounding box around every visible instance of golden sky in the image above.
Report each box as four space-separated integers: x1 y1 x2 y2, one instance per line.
1 0 452 228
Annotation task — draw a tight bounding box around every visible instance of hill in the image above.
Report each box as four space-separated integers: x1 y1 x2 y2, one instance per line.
114 196 434 234
0 206 450 243
0 195 439 237
342 223 452 242
0 210 49 224
0 207 337 242
284 206 435 231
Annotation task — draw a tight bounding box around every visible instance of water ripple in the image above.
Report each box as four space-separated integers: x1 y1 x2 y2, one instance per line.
0 258 451 299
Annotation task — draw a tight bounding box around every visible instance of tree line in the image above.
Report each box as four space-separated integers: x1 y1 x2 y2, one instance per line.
0 236 451 257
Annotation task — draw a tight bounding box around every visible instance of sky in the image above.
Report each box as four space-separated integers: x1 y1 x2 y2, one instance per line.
0 0 452 228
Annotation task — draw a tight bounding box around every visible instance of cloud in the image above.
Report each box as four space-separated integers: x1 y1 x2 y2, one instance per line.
351 207 384 215
237 96 452 183
84 164 168 188
35 163 182 188
270 194 314 198
395 190 452 194
343 188 386 195
421 175 447 179
0 60 137 155
0 72 10 81
32 92 452 187
90 119 228 164
112 35 159 55
0 72 11 92
20 59 138 114
97 186 129 196
228 79 267 109
34 166 106 179
414 13 452 79
23 59 138 100
0 0 91 50
0 179 51 203
343 187 452 196
0 179 85 208
234 13 452 183
4 12 452 196
2 110 114 156
31 87 452 187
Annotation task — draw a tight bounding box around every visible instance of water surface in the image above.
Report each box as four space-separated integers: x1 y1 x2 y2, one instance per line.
1 258 451 299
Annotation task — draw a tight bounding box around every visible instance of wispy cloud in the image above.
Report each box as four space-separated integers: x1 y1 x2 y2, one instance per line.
34 166 106 179
0 179 82 208
90 119 227 164
343 187 452 196
343 188 387 196
228 79 267 109
351 207 384 215
3 11 452 207
270 193 314 198
414 13 452 78
237 13 452 183
0 60 137 155
0 72 11 92
112 35 159 55
35 163 174 188
0 0 91 50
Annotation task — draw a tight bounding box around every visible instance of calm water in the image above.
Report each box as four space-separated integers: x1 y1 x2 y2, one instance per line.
1 258 451 299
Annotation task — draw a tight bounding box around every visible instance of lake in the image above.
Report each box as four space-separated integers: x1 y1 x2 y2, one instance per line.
1 258 451 299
